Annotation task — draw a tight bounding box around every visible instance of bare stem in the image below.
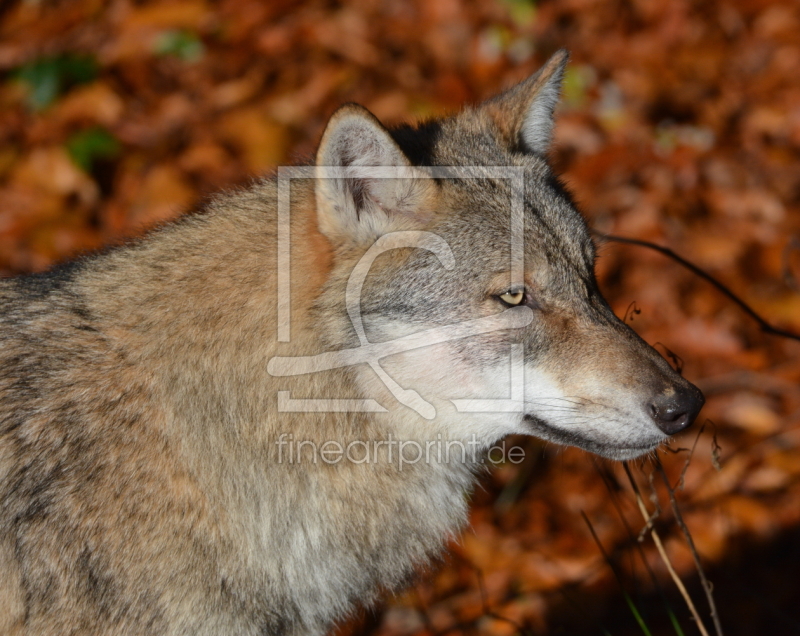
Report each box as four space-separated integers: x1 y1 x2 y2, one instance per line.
595 232 800 342
655 458 724 636
622 462 711 636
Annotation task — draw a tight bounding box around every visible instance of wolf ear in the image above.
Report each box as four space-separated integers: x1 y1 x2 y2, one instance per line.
484 49 569 155
315 104 432 246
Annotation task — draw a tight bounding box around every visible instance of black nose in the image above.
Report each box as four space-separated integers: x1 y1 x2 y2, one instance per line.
648 383 705 435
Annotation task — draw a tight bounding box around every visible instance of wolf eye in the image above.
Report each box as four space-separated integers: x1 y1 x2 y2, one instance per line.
498 290 526 306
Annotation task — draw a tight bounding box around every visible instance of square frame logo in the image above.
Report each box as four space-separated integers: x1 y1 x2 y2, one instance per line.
267 165 530 419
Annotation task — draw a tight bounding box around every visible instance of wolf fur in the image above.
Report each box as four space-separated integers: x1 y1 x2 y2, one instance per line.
0 51 703 635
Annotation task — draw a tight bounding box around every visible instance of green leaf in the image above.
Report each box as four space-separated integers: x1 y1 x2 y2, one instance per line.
667 608 686 636
504 0 537 27
14 54 98 110
154 30 205 62
66 127 120 172
563 65 596 109
622 590 654 636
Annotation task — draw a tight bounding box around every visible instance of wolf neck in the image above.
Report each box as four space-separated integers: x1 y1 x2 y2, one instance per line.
78 177 480 629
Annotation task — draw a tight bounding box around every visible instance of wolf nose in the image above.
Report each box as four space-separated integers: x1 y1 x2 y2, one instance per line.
648 384 705 435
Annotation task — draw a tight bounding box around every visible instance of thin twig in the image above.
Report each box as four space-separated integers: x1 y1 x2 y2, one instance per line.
675 421 707 492
624 300 642 324
473 566 533 635
446 552 534 636
595 462 685 636
655 458 724 636
581 510 654 636
622 462 712 636
595 232 800 342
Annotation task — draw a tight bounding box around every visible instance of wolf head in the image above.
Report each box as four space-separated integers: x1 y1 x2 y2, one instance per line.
311 50 703 460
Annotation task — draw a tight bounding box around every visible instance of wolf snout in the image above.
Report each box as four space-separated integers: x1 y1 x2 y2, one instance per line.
648 383 705 435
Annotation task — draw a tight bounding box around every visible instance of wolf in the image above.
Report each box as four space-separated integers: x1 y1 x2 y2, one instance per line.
0 50 703 635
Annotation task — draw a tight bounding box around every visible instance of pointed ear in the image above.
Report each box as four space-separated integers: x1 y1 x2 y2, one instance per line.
484 49 569 155
315 104 433 246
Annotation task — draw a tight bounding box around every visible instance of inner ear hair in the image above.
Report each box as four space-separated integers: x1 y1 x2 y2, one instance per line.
314 104 432 244
484 49 569 155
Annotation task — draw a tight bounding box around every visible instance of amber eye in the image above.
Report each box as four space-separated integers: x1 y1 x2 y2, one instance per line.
498 290 525 306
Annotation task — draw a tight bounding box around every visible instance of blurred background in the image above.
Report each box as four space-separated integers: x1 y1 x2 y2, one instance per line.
1 0 799 634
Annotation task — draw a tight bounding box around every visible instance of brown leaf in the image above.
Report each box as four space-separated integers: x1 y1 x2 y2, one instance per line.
217 107 289 173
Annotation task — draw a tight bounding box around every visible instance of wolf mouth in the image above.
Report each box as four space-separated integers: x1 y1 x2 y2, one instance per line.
522 414 664 461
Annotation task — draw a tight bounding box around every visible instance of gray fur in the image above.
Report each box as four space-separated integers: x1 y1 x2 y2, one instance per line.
0 51 702 635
